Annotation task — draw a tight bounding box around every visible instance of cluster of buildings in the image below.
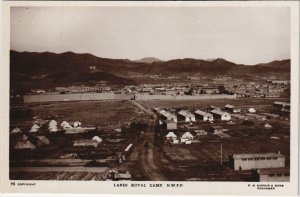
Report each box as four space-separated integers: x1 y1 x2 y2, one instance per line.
224 80 290 98
155 105 234 131
126 83 222 95
29 82 226 97
55 85 112 94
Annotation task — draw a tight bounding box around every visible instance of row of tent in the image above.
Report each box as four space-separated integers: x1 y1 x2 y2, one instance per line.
13 134 50 150
165 131 194 144
13 134 103 150
11 120 83 134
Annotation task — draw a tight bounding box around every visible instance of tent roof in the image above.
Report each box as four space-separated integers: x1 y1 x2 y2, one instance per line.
166 132 177 137
36 136 50 144
11 127 22 133
31 124 40 129
92 136 102 142
14 141 36 150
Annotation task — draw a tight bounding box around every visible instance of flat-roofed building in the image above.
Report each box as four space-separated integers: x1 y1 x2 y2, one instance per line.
195 110 213 121
273 101 290 116
229 152 285 171
273 101 290 109
253 168 290 182
162 120 177 130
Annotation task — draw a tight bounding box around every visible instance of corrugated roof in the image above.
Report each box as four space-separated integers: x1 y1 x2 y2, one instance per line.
225 104 234 109
211 109 228 116
178 110 194 117
195 110 213 117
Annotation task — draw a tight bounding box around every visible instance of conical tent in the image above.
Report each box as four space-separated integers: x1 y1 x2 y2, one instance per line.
92 136 102 143
60 121 68 127
49 120 57 126
74 121 82 127
181 132 194 139
30 124 40 133
48 125 57 129
49 127 58 132
166 132 177 138
63 123 72 129
11 127 22 134
22 134 28 141
14 141 36 150
264 123 272 128
61 121 72 129
36 136 50 145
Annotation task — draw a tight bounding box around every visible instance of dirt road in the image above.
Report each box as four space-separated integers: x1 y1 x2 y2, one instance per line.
129 100 166 180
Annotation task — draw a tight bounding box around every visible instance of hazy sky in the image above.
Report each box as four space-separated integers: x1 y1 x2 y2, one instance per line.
11 7 290 64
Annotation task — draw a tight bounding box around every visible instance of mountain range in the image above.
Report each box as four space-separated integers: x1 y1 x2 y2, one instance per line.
10 50 290 93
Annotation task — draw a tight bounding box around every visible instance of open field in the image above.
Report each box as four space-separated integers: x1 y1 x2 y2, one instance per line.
139 98 290 112
11 100 147 127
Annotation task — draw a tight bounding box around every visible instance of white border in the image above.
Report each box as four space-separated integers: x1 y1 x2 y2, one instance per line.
1 1 299 195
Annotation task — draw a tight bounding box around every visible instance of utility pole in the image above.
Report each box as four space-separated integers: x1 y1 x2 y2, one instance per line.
220 137 223 165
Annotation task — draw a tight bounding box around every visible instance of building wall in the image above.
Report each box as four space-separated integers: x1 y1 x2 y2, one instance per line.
195 114 207 121
259 174 289 182
24 93 236 103
135 94 236 100
166 122 177 130
221 114 231 121
24 93 115 103
178 114 195 122
234 157 285 170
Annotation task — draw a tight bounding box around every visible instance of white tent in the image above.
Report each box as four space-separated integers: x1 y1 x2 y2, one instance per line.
63 123 73 129
11 127 22 134
36 136 50 145
92 136 103 143
165 132 177 139
60 121 73 129
264 123 272 128
247 108 256 113
73 121 82 128
22 134 29 141
49 124 58 129
115 128 122 132
60 121 68 127
181 132 194 140
49 120 57 126
29 124 40 133
49 127 58 132
14 141 36 150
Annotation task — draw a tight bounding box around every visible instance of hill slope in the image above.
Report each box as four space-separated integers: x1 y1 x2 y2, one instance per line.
10 50 290 93
135 57 163 63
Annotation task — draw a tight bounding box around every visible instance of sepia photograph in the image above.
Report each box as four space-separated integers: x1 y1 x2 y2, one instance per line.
1 1 299 195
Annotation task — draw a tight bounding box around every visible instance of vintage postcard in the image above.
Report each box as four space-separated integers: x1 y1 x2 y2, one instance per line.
1 1 299 195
